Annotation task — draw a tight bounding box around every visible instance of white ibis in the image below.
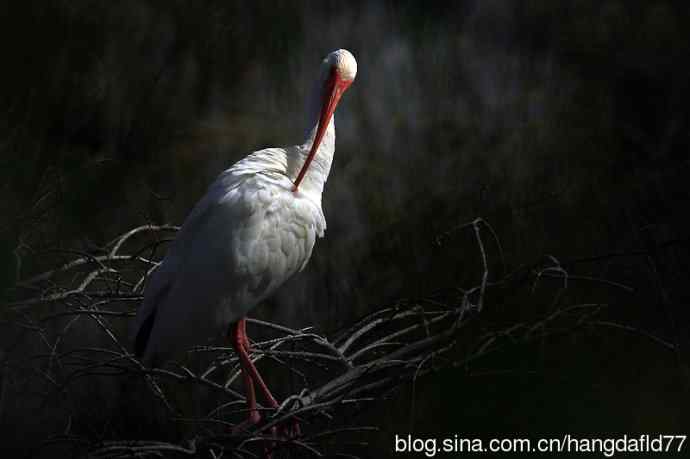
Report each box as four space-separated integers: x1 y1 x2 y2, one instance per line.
131 49 357 430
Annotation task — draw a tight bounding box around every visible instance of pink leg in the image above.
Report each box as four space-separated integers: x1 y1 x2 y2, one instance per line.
234 318 279 409
231 320 261 425
232 319 300 440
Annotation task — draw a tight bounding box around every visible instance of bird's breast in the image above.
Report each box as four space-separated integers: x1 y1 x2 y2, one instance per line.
209 173 325 321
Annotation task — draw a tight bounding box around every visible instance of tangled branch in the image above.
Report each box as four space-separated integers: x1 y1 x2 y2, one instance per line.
1 220 654 458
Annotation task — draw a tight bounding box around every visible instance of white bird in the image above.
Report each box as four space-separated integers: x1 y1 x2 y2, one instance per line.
131 49 357 429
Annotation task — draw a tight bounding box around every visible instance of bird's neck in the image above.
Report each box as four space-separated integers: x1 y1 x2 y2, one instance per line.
285 89 336 199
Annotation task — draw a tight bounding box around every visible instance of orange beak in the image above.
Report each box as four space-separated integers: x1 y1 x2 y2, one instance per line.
293 68 352 192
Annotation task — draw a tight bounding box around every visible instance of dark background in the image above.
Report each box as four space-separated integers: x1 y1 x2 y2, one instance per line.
1 1 689 457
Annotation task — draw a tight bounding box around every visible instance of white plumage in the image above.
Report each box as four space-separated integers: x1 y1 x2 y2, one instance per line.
131 49 356 429
134 145 328 364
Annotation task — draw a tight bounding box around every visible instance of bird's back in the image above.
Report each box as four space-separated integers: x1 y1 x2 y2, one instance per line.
132 148 326 365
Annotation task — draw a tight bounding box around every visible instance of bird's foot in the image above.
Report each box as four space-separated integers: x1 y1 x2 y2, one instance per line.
267 417 300 441
281 417 301 439
230 413 278 459
274 390 307 439
230 409 262 436
259 419 299 459
231 413 299 459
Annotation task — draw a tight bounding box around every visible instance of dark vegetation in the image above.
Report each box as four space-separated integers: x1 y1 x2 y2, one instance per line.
1 1 689 457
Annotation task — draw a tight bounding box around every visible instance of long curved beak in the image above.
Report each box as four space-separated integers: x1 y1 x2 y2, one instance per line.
293 69 352 192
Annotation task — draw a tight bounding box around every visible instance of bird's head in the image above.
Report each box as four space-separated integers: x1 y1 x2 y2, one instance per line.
322 48 358 83
293 49 357 191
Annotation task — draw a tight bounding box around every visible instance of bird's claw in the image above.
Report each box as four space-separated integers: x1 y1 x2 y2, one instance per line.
277 417 301 439
230 410 262 436
272 391 306 439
